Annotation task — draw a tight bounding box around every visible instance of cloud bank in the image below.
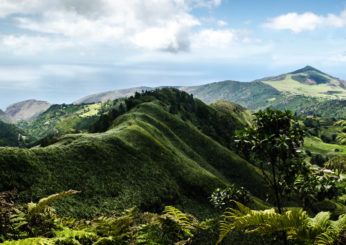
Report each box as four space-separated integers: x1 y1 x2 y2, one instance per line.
0 0 241 54
264 10 346 33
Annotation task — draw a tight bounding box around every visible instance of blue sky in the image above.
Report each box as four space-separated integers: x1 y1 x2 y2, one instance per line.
1 0 346 108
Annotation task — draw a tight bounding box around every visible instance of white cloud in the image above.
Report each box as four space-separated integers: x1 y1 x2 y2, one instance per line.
264 10 346 33
0 0 227 53
328 53 346 63
192 29 237 48
1 35 76 55
0 64 103 89
217 20 228 27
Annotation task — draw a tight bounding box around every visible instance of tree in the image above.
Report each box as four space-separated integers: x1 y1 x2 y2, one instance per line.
236 109 306 244
236 109 305 213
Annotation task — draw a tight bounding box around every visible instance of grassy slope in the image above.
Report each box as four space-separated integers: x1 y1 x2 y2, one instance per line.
182 81 281 110
17 103 102 143
263 75 346 99
304 136 346 156
0 100 265 218
211 100 253 126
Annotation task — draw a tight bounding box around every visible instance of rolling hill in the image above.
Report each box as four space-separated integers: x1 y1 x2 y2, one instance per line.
72 66 346 119
74 86 153 104
259 66 346 99
181 80 281 109
5 99 51 122
17 103 103 145
0 89 266 217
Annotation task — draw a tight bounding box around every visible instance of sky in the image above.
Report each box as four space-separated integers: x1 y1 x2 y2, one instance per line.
1 0 346 108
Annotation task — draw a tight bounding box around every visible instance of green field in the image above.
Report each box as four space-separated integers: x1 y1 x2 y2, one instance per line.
263 74 346 99
304 136 346 155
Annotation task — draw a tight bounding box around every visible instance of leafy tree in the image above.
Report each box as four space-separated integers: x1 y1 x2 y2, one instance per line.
294 166 339 210
236 108 306 213
236 109 307 245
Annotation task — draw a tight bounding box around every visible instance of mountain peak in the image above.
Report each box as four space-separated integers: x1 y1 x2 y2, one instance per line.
291 65 323 74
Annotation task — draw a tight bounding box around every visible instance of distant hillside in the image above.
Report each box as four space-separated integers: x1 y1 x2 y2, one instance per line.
181 80 281 110
27 66 346 119
6 100 51 122
0 89 266 217
74 86 153 104
17 103 103 145
259 66 346 99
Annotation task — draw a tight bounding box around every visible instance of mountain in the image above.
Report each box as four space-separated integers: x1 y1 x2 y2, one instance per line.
71 66 345 119
74 86 153 104
5 100 51 122
259 66 346 99
181 80 281 110
0 89 266 217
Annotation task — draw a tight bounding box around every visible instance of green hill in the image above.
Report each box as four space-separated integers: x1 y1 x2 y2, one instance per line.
181 80 281 110
17 103 104 145
0 89 266 217
260 66 346 99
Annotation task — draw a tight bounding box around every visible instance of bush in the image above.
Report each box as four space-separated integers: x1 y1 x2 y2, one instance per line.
210 185 251 210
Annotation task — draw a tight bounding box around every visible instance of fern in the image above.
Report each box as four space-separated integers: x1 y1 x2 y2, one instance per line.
1 237 54 245
217 202 346 245
162 206 198 238
27 190 80 217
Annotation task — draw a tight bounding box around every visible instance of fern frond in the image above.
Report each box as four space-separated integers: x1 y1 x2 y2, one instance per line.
27 190 80 216
217 201 310 244
162 206 198 238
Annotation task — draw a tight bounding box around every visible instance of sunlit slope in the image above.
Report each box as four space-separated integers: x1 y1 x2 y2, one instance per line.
0 92 265 217
262 66 346 99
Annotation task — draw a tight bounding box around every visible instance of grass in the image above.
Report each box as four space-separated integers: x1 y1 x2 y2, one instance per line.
263 75 346 99
0 95 266 218
304 136 346 155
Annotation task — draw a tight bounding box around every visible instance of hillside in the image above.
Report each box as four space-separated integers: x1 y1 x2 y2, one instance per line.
5 99 51 122
0 89 266 217
260 66 346 99
74 86 153 104
181 80 281 109
71 66 346 119
17 103 104 145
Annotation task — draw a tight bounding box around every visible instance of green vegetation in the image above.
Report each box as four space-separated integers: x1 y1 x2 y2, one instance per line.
0 89 266 219
184 80 282 110
218 201 346 245
305 136 346 155
16 103 102 145
0 121 20 147
236 109 306 213
1 88 345 244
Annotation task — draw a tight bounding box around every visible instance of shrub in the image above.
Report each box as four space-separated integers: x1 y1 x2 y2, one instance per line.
210 185 251 210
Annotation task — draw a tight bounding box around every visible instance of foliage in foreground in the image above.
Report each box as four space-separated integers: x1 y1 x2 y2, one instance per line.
218 201 346 245
0 190 215 245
